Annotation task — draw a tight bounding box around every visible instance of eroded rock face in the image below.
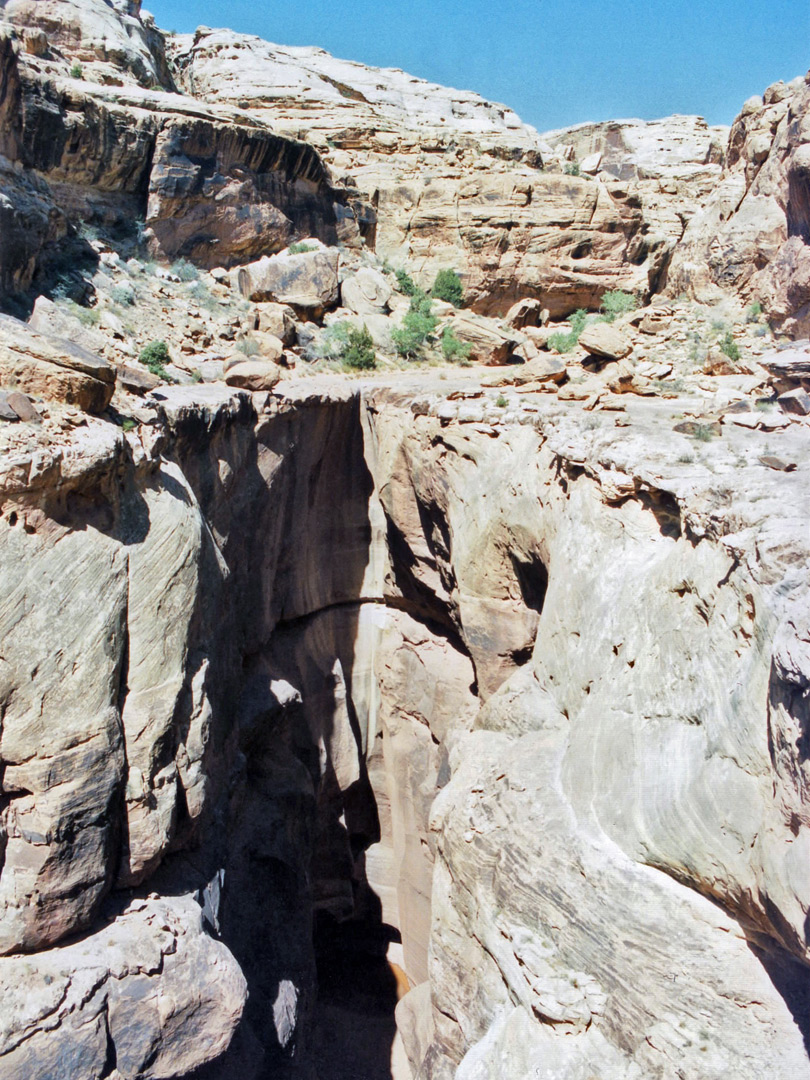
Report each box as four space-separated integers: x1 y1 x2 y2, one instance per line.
667 74 810 336
2 372 809 1078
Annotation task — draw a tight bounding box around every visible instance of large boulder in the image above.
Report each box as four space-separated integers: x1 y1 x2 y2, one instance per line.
224 359 281 390
237 249 340 316
0 315 115 413
578 321 632 361
340 267 392 315
449 311 521 365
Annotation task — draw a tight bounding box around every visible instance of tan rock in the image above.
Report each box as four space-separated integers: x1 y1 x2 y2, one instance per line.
578 321 632 360
224 359 281 390
0 315 115 413
237 249 340 314
340 267 392 315
449 311 520 365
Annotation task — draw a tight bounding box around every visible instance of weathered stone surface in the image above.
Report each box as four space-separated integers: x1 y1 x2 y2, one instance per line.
504 297 546 329
0 314 115 412
779 386 810 415
0 895 246 1079
224 359 281 390
341 266 392 315
667 74 810 335
578 320 632 360
237 249 340 313
449 310 520 365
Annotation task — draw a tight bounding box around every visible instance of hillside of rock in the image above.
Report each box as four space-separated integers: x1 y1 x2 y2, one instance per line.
0 2 810 1079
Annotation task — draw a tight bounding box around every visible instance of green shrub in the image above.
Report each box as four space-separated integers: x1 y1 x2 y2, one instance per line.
190 369 203 383
548 308 588 353
392 292 438 358
600 290 637 322
171 258 199 282
288 241 316 255
719 331 740 362
70 62 83 79
317 322 376 369
341 325 377 370
746 301 763 323
395 268 418 296
564 161 581 176
110 284 135 306
431 269 464 307
440 326 473 363
121 417 137 432
236 336 261 356
496 394 508 407
139 340 172 379
691 423 715 443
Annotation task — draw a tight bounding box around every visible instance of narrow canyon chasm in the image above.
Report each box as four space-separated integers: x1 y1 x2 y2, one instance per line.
3 374 810 1080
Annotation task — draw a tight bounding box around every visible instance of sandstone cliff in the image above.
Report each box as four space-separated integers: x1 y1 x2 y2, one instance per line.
1 3 810 1079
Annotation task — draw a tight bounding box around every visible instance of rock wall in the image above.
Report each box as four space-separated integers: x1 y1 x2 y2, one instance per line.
667 74 810 336
1 376 809 1078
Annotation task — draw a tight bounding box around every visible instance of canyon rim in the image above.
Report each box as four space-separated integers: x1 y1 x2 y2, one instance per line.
0 2 810 1079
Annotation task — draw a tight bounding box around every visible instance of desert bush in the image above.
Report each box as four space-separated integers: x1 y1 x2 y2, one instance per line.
395 268 418 296
70 62 83 79
171 258 199 282
440 326 473 363
746 301 763 322
600 290 637 322
341 325 377 370
236 336 261 356
719 331 740 362
288 241 316 255
110 284 136 306
431 268 464 307
392 291 438 358
139 340 172 379
564 161 581 176
548 308 588 353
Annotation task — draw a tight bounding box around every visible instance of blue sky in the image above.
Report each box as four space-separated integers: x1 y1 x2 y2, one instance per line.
149 0 810 131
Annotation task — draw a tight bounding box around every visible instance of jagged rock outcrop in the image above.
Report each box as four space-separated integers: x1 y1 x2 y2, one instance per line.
0 10 371 291
667 74 810 335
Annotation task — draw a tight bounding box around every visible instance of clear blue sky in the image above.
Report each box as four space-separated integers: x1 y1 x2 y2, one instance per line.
149 0 810 131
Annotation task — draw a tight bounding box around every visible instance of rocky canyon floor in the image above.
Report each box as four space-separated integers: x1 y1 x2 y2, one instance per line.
1 3 810 1079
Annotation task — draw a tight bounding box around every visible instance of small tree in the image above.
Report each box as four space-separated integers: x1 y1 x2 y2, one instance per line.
431 269 464 307
342 325 377 370
395 268 417 296
441 326 472 363
392 291 438 359
139 340 172 379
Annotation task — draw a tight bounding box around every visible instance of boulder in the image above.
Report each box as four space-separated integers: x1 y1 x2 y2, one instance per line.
6 391 42 422
0 315 115 413
578 321 632 361
340 267 392 315
237 250 340 315
449 311 520 365
778 387 810 416
512 356 566 385
254 302 297 346
505 298 548 330
224 360 282 391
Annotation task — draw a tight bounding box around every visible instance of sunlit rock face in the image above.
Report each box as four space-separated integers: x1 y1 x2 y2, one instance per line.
166 28 732 318
1 2 810 1077
667 73 810 337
